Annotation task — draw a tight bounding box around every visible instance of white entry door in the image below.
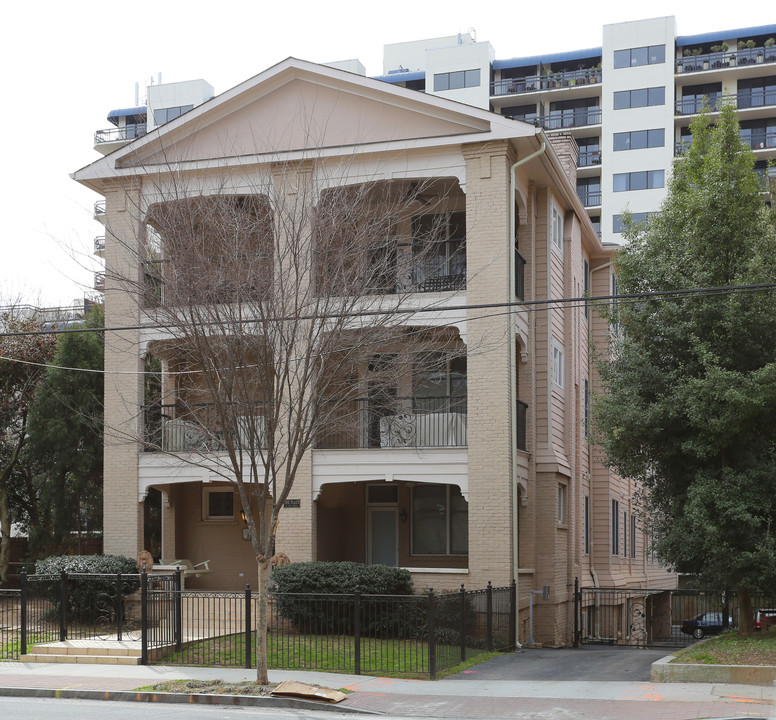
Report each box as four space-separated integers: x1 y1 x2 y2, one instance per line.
368 508 398 566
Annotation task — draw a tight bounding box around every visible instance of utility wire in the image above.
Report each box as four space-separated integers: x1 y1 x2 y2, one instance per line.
1 282 775 376
1 282 774 340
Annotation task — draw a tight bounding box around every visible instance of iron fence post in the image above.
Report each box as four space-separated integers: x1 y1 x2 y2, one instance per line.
175 568 182 650
428 589 436 680
116 573 123 641
20 569 27 658
486 581 493 651
59 570 67 642
353 586 361 676
573 577 579 648
459 584 466 663
141 569 148 665
245 584 251 669
509 579 517 650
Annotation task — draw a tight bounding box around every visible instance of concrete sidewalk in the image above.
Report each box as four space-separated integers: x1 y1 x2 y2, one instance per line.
1 658 775 718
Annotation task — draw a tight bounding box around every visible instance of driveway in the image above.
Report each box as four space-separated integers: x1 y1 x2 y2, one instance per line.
444 645 671 682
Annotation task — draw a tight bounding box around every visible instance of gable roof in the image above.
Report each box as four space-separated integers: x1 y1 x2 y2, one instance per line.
73 58 537 191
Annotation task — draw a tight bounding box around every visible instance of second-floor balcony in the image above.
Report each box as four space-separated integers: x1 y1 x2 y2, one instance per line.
316 396 467 450
94 236 105 257
536 107 601 131
491 67 602 97
143 397 469 453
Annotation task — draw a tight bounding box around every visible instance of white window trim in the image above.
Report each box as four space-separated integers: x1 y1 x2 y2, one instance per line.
557 483 567 525
551 204 564 256
552 344 565 388
202 486 236 522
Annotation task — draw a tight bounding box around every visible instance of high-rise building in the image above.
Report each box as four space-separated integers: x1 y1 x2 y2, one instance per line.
376 17 776 245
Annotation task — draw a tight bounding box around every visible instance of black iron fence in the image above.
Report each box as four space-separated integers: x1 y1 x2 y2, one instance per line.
574 580 776 649
0 570 180 662
163 581 515 679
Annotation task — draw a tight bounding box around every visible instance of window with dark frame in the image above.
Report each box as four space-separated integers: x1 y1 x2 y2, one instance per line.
411 484 468 555
433 69 481 92
613 87 665 110
630 513 637 558
613 128 665 151
614 45 666 69
203 488 235 521
613 170 664 192
613 212 651 233
612 499 620 555
584 495 590 555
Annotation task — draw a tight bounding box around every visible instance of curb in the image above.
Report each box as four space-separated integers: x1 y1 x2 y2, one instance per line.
651 655 776 686
0 686 378 713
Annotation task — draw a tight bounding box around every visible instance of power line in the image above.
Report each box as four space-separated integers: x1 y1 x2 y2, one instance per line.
1 282 774 340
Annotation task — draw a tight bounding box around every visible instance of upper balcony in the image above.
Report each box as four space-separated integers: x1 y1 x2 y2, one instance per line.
578 149 602 168
491 67 602 98
535 106 601 131
93 124 147 154
94 200 106 223
675 88 776 116
94 236 105 258
675 43 776 74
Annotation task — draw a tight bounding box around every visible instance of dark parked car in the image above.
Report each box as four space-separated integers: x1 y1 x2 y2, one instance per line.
680 611 732 639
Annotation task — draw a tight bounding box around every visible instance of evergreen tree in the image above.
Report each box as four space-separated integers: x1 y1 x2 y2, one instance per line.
594 103 776 628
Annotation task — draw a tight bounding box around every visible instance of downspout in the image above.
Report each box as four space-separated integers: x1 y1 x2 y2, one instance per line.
509 136 546 647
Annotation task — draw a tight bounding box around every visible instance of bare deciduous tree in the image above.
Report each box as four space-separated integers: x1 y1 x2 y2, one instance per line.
110 162 467 683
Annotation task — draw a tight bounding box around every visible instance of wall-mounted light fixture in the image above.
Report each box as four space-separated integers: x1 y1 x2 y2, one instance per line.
399 508 407 522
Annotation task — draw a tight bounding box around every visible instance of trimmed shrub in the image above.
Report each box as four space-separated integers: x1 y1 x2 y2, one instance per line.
32 554 138 624
271 562 415 637
271 561 413 595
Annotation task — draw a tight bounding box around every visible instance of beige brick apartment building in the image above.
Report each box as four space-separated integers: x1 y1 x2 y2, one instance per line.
73 58 674 646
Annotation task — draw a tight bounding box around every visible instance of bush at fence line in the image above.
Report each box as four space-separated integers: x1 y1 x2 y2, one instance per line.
33 554 138 623
271 561 416 637
416 590 484 649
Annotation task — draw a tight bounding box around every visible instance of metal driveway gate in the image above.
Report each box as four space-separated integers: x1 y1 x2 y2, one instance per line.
574 584 742 649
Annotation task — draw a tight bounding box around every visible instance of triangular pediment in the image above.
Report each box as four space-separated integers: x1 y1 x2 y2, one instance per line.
117 60 498 169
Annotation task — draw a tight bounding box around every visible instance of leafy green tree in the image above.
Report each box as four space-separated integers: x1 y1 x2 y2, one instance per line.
19 306 104 555
0 313 57 584
594 103 776 630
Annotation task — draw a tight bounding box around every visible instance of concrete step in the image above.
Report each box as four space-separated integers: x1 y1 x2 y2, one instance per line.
21 640 142 664
20 652 141 665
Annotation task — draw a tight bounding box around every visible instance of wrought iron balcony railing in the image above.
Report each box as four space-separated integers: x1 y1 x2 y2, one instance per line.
315 395 468 450
143 402 267 453
676 89 776 116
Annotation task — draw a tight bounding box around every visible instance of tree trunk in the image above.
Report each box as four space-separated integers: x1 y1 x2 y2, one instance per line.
0 484 10 585
738 589 755 634
255 557 272 684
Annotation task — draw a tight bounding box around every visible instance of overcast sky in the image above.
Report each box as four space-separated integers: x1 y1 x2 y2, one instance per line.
2 0 773 306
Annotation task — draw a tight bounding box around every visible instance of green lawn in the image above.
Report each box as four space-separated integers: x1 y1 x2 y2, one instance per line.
159 631 501 678
672 629 776 666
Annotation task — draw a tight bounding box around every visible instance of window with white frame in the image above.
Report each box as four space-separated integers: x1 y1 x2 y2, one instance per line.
551 205 563 255
558 483 567 524
411 484 468 555
553 344 564 388
202 487 235 521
